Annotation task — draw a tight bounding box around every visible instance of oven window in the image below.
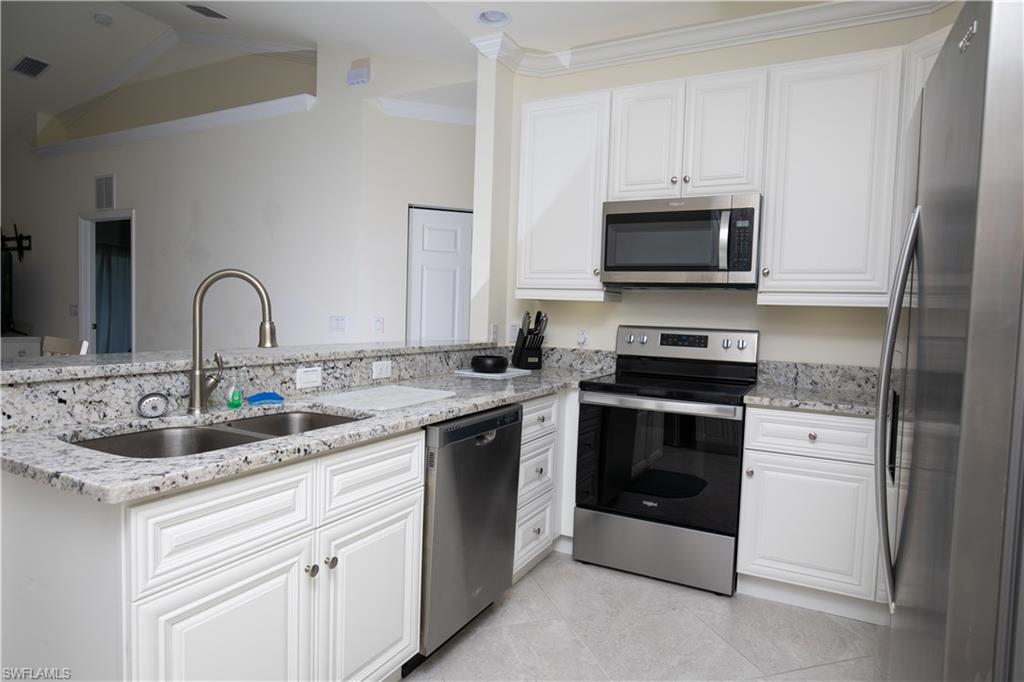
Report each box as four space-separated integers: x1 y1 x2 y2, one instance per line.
577 403 743 536
605 210 723 270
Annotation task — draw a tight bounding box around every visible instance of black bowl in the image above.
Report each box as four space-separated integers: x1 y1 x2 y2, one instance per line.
471 355 509 374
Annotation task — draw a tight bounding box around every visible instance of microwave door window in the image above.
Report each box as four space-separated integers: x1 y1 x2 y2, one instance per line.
605 210 722 270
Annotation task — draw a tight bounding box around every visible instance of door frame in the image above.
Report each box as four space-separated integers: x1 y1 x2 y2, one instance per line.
78 208 136 353
405 204 473 346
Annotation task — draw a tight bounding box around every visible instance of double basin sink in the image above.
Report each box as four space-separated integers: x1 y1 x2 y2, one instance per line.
75 412 362 459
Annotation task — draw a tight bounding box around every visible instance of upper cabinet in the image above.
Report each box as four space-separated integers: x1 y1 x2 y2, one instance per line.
516 91 618 301
682 69 767 196
607 69 767 200
758 49 903 306
608 80 684 200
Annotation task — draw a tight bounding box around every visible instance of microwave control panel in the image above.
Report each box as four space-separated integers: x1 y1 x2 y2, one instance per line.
728 208 755 271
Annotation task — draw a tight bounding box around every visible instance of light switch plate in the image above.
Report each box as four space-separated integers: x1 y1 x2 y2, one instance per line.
508 323 520 344
577 328 590 346
372 360 392 380
295 366 323 390
490 323 499 343
329 315 347 333
373 317 384 335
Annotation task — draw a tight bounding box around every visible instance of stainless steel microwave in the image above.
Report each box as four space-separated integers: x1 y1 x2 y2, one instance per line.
600 193 761 288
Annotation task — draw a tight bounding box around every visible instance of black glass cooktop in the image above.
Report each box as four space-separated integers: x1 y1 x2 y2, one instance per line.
579 372 754 406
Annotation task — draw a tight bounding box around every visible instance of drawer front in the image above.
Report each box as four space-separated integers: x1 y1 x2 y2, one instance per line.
129 462 316 600
521 395 558 443
514 491 555 572
745 407 875 464
318 431 425 525
518 433 556 507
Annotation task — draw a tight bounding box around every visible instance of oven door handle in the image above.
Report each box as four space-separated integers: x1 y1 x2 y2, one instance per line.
580 391 744 421
718 209 732 271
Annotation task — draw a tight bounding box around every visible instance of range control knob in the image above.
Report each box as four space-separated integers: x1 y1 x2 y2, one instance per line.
638 334 648 345
625 333 636 344
722 338 732 350
737 339 748 351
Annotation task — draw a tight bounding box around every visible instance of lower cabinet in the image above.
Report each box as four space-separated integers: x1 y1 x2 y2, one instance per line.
513 395 561 579
316 490 422 682
133 535 315 681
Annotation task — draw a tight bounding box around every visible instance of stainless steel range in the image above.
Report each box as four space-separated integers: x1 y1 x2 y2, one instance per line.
574 325 759 595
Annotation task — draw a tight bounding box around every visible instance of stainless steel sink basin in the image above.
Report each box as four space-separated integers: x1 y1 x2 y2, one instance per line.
75 426 267 459
223 411 360 437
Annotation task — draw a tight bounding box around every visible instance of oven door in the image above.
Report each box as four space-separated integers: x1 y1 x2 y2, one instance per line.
602 195 731 285
577 392 744 537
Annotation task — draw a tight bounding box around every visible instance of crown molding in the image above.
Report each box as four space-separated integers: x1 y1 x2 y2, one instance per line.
33 94 316 158
177 30 316 64
377 97 475 126
474 1 951 77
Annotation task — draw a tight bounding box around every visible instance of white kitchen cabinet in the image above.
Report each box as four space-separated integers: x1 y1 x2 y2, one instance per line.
513 394 563 580
738 447 879 600
608 80 684 199
759 48 903 306
132 534 315 681
682 68 767 196
316 489 423 682
516 92 618 301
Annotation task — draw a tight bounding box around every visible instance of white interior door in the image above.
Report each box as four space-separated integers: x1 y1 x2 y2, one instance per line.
406 207 472 346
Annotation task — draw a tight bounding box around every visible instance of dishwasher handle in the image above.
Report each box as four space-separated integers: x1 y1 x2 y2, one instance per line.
475 430 497 446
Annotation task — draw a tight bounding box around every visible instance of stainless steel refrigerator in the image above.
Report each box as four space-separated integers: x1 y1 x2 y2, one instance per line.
876 2 1024 679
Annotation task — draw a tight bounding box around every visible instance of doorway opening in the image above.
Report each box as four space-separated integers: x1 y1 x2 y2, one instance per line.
78 210 135 353
406 206 472 346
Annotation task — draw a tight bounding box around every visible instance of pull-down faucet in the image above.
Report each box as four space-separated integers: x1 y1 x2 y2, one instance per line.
190 269 277 415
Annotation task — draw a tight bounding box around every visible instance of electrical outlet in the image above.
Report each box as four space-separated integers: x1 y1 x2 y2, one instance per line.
508 323 520 344
372 360 392 380
373 317 384 335
329 315 347 333
577 328 590 346
490 323 499 343
295 366 323 390
69 304 78 317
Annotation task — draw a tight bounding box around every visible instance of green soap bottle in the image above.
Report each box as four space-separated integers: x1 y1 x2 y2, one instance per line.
226 374 243 409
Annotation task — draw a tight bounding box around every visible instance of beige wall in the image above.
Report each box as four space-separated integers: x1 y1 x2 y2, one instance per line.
2 48 475 351
488 4 959 365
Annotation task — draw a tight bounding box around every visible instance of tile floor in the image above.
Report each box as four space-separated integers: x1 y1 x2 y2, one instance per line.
407 552 886 681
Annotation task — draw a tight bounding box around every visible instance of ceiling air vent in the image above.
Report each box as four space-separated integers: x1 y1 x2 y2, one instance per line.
185 4 229 19
10 55 49 79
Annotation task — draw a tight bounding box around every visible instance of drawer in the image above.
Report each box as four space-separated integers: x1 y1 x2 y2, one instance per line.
518 433 556 507
745 407 875 464
514 491 555 573
521 395 558 443
128 462 316 600
318 431 425 524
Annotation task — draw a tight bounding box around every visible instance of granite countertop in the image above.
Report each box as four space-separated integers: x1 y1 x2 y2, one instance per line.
743 382 877 418
0 340 495 385
1 368 599 505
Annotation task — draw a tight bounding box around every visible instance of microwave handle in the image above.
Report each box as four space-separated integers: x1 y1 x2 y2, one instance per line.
718 210 731 271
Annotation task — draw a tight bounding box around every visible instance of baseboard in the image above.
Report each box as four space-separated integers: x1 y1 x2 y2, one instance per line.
736 574 891 625
552 535 573 555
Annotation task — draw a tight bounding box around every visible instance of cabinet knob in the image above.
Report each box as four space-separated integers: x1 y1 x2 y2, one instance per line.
533 527 543 535
537 415 546 423
305 564 320 578
324 556 339 569
670 176 679 184
535 466 545 476
682 175 691 183
746 468 754 478
761 268 770 277
808 432 818 441
593 268 600 276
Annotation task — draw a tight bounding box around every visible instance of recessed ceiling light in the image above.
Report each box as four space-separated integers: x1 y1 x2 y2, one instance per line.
93 12 114 27
477 10 510 27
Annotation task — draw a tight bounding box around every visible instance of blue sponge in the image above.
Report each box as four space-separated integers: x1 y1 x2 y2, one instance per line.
246 391 285 406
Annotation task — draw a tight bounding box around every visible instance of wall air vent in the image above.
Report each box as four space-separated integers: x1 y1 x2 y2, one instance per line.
185 4 229 19
95 175 115 210
10 55 49 79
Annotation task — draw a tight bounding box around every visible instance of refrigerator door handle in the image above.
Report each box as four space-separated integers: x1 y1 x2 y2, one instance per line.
875 205 921 615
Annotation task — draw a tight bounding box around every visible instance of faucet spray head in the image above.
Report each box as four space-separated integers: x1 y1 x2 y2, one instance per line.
259 320 278 348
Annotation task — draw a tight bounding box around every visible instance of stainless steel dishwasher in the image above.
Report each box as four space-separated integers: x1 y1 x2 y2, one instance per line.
418 404 523 658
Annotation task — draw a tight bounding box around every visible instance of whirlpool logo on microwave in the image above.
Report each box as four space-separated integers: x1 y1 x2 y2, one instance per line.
641 500 659 508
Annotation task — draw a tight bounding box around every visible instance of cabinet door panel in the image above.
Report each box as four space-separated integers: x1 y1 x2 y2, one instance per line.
316 489 423 682
517 92 610 290
737 450 879 599
132 535 314 681
609 81 684 199
683 69 767 195
760 49 902 304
